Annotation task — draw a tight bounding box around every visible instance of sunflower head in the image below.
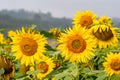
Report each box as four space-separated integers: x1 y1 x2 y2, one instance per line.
49 27 61 38
0 33 4 44
8 30 16 38
0 55 15 80
57 25 96 63
103 52 120 76
35 58 55 79
4 37 12 44
72 10 97 29
11 27 47 66
20 64 30 74
53 61 62 70
91 24 118 48
93 26 113 41
37 62 49 73
99 16 112 26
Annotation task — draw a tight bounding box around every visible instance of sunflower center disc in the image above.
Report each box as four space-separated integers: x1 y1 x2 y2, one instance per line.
4 67 13 75
20 37 38 56
67 36 86 53
80 15 93 28
93 28 113 41
72 40 81 49
37 63 49 73
110 59 120 71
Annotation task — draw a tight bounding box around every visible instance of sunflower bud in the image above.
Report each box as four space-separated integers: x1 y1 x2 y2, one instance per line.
54 61 62 70
20 64 29 74
49 28 61 38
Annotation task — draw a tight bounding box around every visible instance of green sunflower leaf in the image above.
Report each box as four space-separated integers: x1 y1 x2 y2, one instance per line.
0 68 4 75
26 70 43 75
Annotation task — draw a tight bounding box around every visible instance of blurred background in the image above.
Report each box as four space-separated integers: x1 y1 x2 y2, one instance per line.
0 0 120 31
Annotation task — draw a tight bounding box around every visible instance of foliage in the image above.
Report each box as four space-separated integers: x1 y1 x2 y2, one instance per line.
0 10 120 80
0 9 72 32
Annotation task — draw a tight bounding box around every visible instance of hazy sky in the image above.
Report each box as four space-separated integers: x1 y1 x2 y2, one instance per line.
0 0 120 18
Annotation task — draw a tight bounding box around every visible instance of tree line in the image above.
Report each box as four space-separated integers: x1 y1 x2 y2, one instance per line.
0 9 72 32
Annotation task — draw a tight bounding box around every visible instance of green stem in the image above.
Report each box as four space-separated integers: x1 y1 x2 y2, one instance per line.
75 62 79 80
108 76 111 80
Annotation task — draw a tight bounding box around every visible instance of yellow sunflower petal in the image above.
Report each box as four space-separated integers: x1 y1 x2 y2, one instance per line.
57 25 96 63
11 27 47 66
103 52 120 76
91 24 118 48
72 10 97 29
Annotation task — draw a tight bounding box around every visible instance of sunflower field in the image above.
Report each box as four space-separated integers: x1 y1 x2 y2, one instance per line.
0 10 120 80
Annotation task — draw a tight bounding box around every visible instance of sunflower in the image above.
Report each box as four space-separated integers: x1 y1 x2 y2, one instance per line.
8 30 16 38
72 10 97 29
57 25 96 63
35 57 55 79
103 52 120 76
49 27 61 38
99 16 112 26
0 33 4 44
91 24 118 48
0 55 15 80
114 27 120 39
20 64 30 74
11 27 47 66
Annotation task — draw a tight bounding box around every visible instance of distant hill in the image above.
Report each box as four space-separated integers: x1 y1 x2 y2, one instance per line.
112 18 120 27
0 9 120 33
0 9 72 32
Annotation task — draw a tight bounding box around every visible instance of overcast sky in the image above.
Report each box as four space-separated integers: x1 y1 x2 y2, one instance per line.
0 0 120 18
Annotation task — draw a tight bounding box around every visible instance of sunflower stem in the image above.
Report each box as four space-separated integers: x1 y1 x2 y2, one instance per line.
75 62 79 80
108 76 111 80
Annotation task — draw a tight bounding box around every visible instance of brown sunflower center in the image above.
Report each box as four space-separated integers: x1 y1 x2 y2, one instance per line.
80 15 93 28
37 63 49 73
110 59 120 71
67 35 86 53
20 37 38 56
72 40 81 49
4 67 13 75
93 28 113 41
